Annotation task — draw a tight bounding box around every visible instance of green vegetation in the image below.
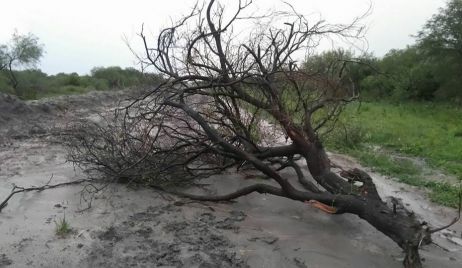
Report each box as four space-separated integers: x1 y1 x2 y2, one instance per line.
55 215 72 237
300 1 462 207
350 150 460 207
303 1 462 103
325 101 462 207
0 67 163 100
1 32 162 100
0 31 44 96
337 102 462 176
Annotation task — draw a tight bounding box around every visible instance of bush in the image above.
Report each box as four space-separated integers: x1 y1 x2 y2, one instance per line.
79 76 109 91
1 66 164 99
0 72 14 94
324 118 367 150
91 66 145 88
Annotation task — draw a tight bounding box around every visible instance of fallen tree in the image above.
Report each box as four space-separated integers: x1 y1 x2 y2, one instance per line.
65 1 458 267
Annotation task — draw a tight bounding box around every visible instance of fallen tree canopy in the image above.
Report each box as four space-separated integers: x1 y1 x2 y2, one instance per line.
64 1 459 267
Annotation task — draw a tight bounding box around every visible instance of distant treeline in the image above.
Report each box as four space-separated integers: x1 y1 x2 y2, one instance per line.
304 0 462 103
0 66 163 99
303 47 459 104
2 0 461 103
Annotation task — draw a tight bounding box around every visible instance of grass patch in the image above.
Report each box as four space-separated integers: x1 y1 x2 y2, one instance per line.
325 101 462 207
348 150 461 207
55 215 72 237
354 151 419 178
425 181 461 207
36 85 93 99
339 101 462 176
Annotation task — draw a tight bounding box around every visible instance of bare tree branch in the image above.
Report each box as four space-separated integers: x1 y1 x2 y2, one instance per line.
0 176 93 213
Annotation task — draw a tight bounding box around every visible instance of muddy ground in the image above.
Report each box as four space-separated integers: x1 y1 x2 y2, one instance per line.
0 91 461 267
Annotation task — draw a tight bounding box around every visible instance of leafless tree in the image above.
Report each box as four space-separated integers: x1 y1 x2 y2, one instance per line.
66 1 458 267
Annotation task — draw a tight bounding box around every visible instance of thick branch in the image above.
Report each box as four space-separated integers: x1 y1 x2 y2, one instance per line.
165 183 285 201
256 144 299 158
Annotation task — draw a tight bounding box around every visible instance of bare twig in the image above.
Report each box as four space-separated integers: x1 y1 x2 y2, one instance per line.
0 176 93 213
429 183 462 234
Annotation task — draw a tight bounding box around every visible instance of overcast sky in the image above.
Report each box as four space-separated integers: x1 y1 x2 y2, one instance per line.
1 0 446 75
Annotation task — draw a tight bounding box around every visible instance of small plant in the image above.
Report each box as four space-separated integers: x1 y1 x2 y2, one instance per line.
55 214 72 237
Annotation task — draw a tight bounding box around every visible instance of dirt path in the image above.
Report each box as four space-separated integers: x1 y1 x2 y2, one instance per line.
0 91 461 267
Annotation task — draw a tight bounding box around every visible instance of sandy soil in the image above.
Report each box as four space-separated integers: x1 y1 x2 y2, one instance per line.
0 91 461 267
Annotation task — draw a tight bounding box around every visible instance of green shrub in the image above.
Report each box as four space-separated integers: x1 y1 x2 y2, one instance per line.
1 66 163 99
324 117 367 150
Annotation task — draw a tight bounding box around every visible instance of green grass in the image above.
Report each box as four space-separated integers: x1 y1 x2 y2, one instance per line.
349 150 460 207
0 85 94 100
35 85 93 99
55 215 72 237
346 102 462 176
325 101 462 207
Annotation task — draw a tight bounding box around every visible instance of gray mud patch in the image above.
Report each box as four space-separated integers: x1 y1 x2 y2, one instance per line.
0 254 12 267
0 90 132 144
83 205 248 268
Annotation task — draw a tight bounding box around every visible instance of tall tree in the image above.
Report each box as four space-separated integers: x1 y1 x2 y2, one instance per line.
417 0 462 58
417 0 462 99
0 32 44 96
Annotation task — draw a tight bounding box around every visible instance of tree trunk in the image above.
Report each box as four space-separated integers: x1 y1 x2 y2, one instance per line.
298 144 429 268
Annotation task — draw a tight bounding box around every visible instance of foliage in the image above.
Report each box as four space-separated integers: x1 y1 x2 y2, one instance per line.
356 0 462 102
0 71 14 94
85 67 163 92
0 32 44 70
0 33 164 99
90 66 153 89
417 0 462 59
358 47 440 101
0 66 164 100
0 32 44 95
304 49 378 96
416 0 462 101
13 69 48 99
